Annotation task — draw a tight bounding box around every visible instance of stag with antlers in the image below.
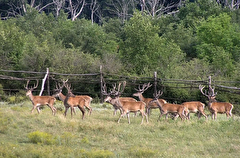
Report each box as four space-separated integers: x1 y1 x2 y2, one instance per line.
62 82 90 119
53 80 92 116
102 81 148 124
199 84 233 120
133 83 167 116
25 80 57 115
150 90 186 121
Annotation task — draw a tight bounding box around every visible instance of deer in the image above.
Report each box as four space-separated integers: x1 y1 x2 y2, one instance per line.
181 101 207 120
102 81 148 124
104 95 137 115
25 80 57 115
150 90 186 121
199 85 233 120
133 83 167 116
53 80 92 116
63 82 88 119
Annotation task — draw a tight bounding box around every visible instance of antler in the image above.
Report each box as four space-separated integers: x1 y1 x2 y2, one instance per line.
102 82 110 96
24 80 39 90
110 81 126 96
65 82 72 92
153 90 163 99
135 82 152 93
199 84 217 99
199 85 207 97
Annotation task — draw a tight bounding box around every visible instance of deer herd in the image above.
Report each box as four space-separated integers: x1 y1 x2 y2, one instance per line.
24 79 234 124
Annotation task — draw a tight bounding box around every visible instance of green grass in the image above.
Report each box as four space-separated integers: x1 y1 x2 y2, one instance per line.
0 101 240 158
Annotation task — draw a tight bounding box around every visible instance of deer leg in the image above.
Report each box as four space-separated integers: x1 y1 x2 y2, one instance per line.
165 113 169 120
64 107 69 117
85 105 92 116
213 112 217 120
139 111 144 124
201 111 208 119
36 106 41 114
229 107 233 117
144 112 148 123
146 107 150 116
70 108 76 115
77 106 85 119
85 100 92 116
118 112 125 123
179 113 185 121
158 112 164 121
47 104 56 115
70 107 75 118
31 106 37 113
127 112 130 124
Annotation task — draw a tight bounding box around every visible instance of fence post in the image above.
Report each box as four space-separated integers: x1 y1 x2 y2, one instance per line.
208 75 214 95
39 68 49 96
154 71 157 97
47 69 50 95
100 65 103 103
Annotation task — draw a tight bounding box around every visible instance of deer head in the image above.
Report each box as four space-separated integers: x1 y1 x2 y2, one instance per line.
24 80 39 96
199 85 217 102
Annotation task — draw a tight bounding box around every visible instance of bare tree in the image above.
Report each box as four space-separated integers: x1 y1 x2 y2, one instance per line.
89 0 99 24
53 0 65 17
107 0 137 23
67 0 86 21
140 0 182 18
230 0 240 9
6 0 54 18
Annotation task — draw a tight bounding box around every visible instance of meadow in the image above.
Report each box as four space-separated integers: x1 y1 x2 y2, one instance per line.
0 100 240 158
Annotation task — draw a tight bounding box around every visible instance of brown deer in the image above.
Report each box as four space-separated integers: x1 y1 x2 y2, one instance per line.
150 90 186 121
102 81 148 124
199 85 233 120
25 80 56 115
133 83 167 116
53 80 92 116
181 101 207 120
104 95 137 115
63 83 88 119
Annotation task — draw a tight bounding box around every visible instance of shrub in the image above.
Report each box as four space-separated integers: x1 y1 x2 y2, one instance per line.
8 96 16 104
28 131 57 145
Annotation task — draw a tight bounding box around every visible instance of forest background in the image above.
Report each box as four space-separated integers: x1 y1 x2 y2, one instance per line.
1 0 240 112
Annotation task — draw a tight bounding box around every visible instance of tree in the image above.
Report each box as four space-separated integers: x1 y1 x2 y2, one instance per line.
178 0 222 28
106 0 136 23
120 11 185 76
196 13 239 77
53 0 65 17
89 0 99 24
140 0 182 18
67 0 86 21
0 20 25 70
6 0 54 18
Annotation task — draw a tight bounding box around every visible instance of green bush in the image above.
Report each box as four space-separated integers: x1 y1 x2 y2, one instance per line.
28 131 57 145
7 96 16 104
7 90 27 104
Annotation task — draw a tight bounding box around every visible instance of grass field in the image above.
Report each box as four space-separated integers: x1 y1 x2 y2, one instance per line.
0 100 240 158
